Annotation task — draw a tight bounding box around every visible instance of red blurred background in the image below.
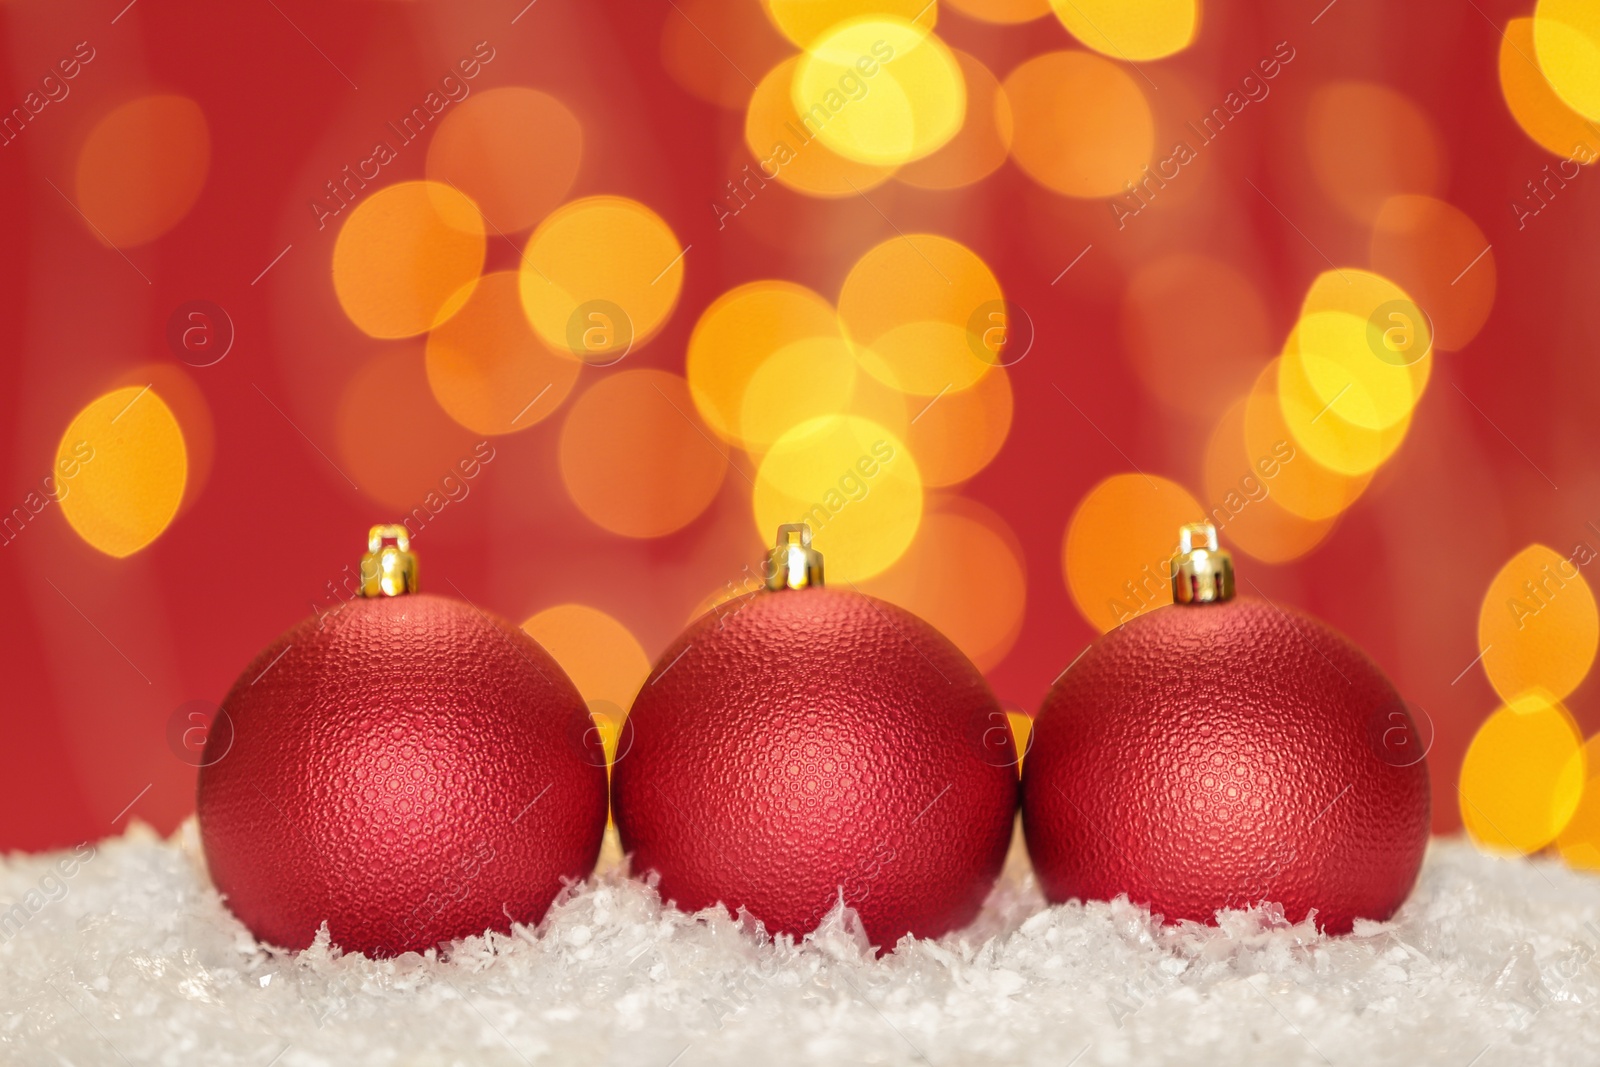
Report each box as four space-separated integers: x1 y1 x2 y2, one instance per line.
1 0 1593 852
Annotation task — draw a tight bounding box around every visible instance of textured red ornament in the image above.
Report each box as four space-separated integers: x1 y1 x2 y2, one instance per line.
197 592 607 956
1022 598 1429 934
613 585 1018 949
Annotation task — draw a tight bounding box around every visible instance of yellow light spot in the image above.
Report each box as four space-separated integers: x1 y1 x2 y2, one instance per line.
1479 544 1599 704
1460 692 1585 854
332 181 485 339
1003 51 1153 198
1007 711 1033 774
559 370 726 539
1244 361 1372 520
1534 0 1600 122
1204 396 1335 564
1063 473 1203 632
1501 18 1600 161
902 362 1012 487
662 0 794 110
75 94 209 248
838 233 1002 396
945 0 1049 24
425 87 582 233
793 19 965 167
57 387 187 558
424 272 582 435
896 49 1013 190
687 281 842 444
1556 735 1600 871
1048 0 1198 60
521 604 652 709
1276 329 1412 478
1305 82 1444 223
763 0 935 47
745 56 899 197
739 336 860 450
860 501 1026 670
1369 196 1495 354
519 196 684 361
753 415 921 581
1122 254 1271 418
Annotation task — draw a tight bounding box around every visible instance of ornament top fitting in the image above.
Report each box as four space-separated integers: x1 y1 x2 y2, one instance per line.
1170 522 1235 605
766 523 824 591
358 524 418 598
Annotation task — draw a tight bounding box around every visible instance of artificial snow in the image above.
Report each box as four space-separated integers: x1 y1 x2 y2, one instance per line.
3 820 1598 1066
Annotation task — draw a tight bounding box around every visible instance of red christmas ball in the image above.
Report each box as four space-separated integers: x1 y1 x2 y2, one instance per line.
613 528 1018 949
197 529 607 957
1022 526 1429 934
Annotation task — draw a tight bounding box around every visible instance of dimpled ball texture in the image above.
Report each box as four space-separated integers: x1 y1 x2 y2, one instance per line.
1022 598 1429 934
197 593 608 957
614 586 1019 950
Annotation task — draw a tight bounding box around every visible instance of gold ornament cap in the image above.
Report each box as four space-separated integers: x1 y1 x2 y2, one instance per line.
1171 523 1234 605
359 524 418 598
766 523 824 591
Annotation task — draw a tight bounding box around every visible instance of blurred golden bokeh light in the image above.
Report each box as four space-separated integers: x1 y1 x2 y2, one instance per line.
521 604 651 709
793 18 965 167
1460 691 1586 855
901 362 1013 487
424 271 582 435
1369 196 1495 353
1479 544 1599 704
1204 397 1335 564
57 386 188 559
519 196 685 360
1556 735 1600 871
687 281 842 445
763 0 935 47
746 56 899 196
838 233 1002 396
1047 0 1198 61
896 50 1013 190
75 94 209 248
332 180 485 339
1122 253 1271 418
1244 361 1372 520
753 414 922 581
1534 0 1600 122
1305 82 1444 223
1501 18 1600 162
860 501 1025 670
1003 51 1153 198
738 335 860 451
1276 329 1413 478
425 87 582 233
559 370 727 539
1063 473 1203 632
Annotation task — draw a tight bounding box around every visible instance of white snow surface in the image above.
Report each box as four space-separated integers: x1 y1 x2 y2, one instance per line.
2 820 1598 1066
